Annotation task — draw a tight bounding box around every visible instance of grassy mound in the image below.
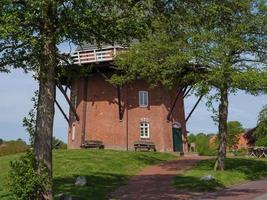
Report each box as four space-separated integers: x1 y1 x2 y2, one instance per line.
174 158 267 192
0 149 176 200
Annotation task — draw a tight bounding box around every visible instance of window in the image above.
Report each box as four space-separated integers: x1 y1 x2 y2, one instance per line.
140 122 149 138
72 123 76 141
139 91 148 107
96 52 105 61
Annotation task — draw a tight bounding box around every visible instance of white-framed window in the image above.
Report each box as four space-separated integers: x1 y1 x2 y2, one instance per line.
71 123 76 141
140 122 149 138
139 91 148 107
96 52 105 61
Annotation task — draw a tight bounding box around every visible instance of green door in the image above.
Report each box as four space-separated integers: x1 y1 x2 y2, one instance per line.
172 127 183 152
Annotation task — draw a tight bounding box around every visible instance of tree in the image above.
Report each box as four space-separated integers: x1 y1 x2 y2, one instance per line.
197 1 266 170
0 1 150 198
227 121 244 150
254 105 267 145
113 0 267 171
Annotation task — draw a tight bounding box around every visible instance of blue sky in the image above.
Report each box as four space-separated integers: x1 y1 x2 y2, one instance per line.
0 68 266 143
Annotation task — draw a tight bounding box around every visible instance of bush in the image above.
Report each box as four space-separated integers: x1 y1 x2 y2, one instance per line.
52 137 67 149
0 140 29 157
8 151 50 200
198 147 217 156
255 136 267 147
229 148 248 156
188 133 217 156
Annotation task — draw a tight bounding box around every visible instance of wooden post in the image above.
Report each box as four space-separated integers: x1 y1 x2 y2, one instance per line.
183 86 193 98
167 87 183 121
55 99 69 123
57 83 80 121
185 95 203 123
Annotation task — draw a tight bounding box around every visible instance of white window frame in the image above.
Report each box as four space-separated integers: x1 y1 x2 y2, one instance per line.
139 91 148 107
140 122 149 139
71 123 76 141
96 52 105 61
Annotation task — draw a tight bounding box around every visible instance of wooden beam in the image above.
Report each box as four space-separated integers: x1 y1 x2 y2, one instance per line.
167 87 183 121
64 85 68 93
117 85 123 120
55 99 69 123
185 95 203 123
57 83 80 121
183 86 193 98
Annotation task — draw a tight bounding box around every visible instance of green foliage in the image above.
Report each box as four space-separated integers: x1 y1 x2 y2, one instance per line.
22 90 38 147
195 133 210 154
230 148 248 157
8 151 51 200
189 133 217 156
112 0 267 170
52 137 67 149
255 136 267 146
174 158 267 192
187 134 196 144
0 0 152 73
0 150 176 200
227 121 244 149
254 105 267 143
0 140 29 157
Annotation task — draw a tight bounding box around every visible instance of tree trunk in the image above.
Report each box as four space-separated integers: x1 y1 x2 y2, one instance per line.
34 2 57 199
214 87 228 171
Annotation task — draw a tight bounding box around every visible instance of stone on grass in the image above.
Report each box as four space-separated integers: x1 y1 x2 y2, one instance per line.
56 193 81 200
75 176 87 186
200 175 214 181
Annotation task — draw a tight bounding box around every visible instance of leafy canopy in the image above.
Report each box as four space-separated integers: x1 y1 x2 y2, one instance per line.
0 0 152 73
227 121 244 149
254 105 267 145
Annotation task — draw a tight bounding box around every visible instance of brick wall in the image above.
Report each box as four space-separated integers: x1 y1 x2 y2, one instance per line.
68 74 187 152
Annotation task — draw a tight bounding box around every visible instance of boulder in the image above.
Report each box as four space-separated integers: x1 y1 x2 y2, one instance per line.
75 176 87 186
57 193 80 200
200 175 215 181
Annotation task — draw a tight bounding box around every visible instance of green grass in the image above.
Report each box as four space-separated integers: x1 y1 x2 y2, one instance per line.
174 158 267 192
0 149 176 200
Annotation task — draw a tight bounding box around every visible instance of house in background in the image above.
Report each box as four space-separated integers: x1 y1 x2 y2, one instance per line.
209 133 251 150
61 44 200 152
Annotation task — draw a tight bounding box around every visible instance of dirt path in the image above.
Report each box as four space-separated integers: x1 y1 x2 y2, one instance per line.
109 156 205 200
110 156 267 200
200 178 267 200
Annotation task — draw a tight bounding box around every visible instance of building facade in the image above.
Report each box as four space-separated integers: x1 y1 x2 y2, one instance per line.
67 45 188 152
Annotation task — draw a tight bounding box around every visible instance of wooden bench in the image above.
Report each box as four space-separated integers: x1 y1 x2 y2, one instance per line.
134 140 156 151
80 140 104 149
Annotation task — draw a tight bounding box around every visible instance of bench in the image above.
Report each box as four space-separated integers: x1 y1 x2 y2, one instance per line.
134 140 156 151
80 140 104 149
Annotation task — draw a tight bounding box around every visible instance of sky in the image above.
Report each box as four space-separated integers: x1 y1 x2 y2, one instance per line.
0 44 266 143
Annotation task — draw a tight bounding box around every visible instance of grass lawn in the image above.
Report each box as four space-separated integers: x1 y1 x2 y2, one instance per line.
174 158 267 192
0 149 176 200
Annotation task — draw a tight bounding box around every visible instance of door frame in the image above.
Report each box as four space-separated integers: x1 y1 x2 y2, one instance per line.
172 122 183 152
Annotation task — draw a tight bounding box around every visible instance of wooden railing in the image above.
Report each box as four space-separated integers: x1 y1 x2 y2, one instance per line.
72 47 123 65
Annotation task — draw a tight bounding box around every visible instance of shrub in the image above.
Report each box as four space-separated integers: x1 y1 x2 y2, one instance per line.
198 147 217 156
255 136 267 147
8 151 50 200
0 140 29 157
